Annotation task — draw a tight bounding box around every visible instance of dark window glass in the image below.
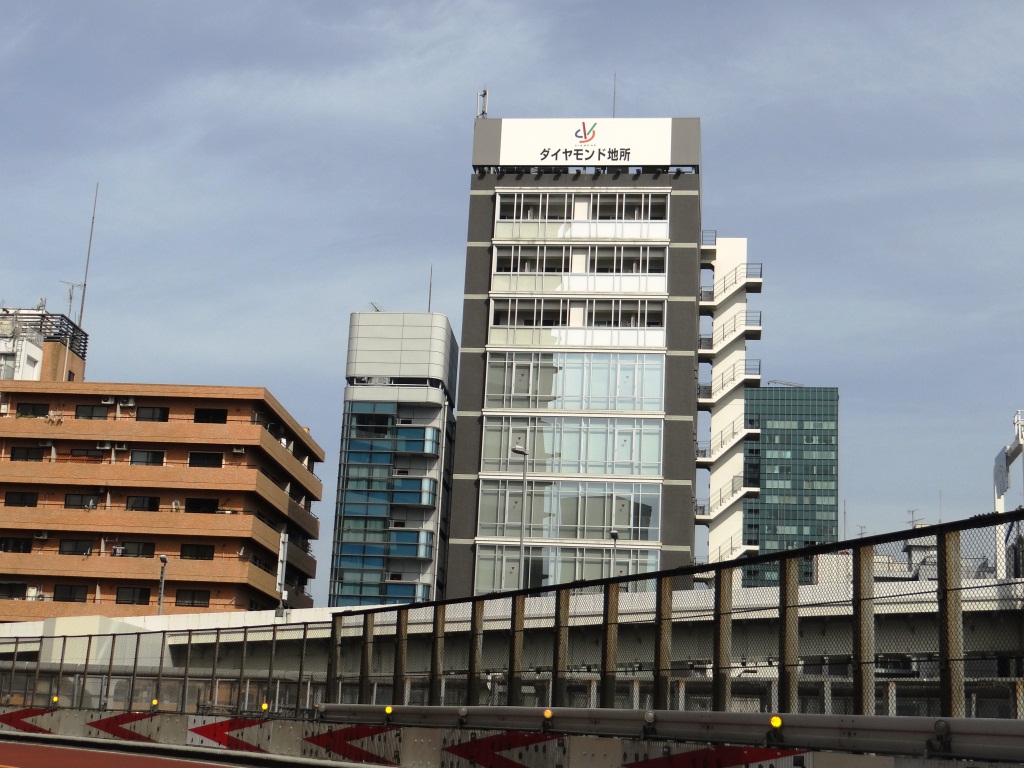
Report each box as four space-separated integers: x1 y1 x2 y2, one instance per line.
184 498 219 513
194 408 228 424
116 586 151 605
4 491 38 507
75 404 109 420
0 582 28 599
59 539 93 555
118 542 156 558
130 450 164 466
188 452 223 468
10 447 44 462
180 543 215 560
15 403 48 417
0 538 32 553
54 584 88 602
126 496 160 511
136 406 169 422
65 494 100 509
70 448 104 462
175 589 211 607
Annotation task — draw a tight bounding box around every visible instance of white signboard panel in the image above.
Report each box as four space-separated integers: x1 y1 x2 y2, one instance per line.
498 118 673 166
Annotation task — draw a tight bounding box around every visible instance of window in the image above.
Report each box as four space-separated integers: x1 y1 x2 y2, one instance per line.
116 586 151 605
0 353 14 380
53 584 88 602
0 582 27 599
64 494 100 509
126 496 160 511
194 408 228 424
136 406 169 422
15 402 48 418
184 498 219 513
0 538 32 553
10 447 45 462
189 452 223 468
130 450 164 466
4 491 38 507
175 589 210 607
75 404 109 420
119 541 156 558
59 539 93 556
180 543 215 560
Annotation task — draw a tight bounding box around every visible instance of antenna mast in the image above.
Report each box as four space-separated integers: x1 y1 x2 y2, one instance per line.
78 183 99 328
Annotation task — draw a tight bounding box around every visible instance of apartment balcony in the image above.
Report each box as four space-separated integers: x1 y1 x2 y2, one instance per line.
699 229 718 265
697 416 762 467
708 474 760 517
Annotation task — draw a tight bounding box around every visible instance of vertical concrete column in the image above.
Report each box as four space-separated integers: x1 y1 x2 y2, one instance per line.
393 609 409 706
600 582 620 708
938 529 965 718
852 544 875 715
552 588 570 708
429 604 446 706
359 613 375 705
508 594 526 706
712 568 733 712
653 575 673 710
778 558 799 713
326 613 342 704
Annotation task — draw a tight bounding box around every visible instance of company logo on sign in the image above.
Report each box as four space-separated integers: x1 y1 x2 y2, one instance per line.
574 121 597 143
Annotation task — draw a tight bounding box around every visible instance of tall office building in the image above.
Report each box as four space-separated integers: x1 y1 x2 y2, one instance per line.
0 381 323 621
330 313 457 606
739 385 839 586
446 117 760 597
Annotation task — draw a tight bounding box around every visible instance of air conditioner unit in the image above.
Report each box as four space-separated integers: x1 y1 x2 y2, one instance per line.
0 403 8 414
96 442 112 450
33 531 48 540
119 397 135 407
114 443 128 451
25 586 41 600
101 396 116 405
232 446 246 455
111 546 125 557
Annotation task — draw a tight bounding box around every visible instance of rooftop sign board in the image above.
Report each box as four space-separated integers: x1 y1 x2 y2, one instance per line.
473 118 699 168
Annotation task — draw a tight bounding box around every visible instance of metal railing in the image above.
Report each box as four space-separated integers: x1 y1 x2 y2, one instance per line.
3 510 1024 720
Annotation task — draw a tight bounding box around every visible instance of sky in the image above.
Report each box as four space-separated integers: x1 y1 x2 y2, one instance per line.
2 1 1023 605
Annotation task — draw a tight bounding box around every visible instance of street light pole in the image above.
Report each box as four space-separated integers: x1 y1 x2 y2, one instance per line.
511 444 529 590
158 555 168 616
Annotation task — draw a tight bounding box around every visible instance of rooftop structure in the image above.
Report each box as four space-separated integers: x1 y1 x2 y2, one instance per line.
0 305 88 382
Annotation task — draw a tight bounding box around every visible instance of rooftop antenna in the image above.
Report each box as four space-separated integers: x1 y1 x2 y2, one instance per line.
612 73 617 117
78 183 99 328
428 264 433 313
856 524 867 538
907 508 922 528
477 89 488 119
369 302 383 312
59 281 82 317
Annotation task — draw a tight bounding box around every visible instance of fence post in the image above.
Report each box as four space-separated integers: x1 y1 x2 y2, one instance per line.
393 609 409 706
551 588 570 708
467 601 483 706
852 544 875 715
429 604 445 706
359 613 374 705
938 530 965 718
712 567 733 712
210 629 221 711
653 574 673 710
600 582 620 708
778 558 799 713
266 624 279 710
327 613 342 705
236 627 248 714
126 634 142 710
294 623 308 717
508 594 525 706
155 631 167 710
181 630 193 714
77 635 93 709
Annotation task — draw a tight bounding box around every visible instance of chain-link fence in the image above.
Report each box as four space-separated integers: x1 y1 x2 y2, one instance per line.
3 510 1023 719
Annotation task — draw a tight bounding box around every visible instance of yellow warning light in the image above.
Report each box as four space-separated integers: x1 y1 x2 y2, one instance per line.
384 705 393 715
542 709 553 719
151 699 159 707
261 702 269 711
770 715 783 729
51 695 59 704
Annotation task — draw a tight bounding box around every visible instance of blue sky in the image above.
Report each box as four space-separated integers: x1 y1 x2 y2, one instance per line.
3 1 1023 604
